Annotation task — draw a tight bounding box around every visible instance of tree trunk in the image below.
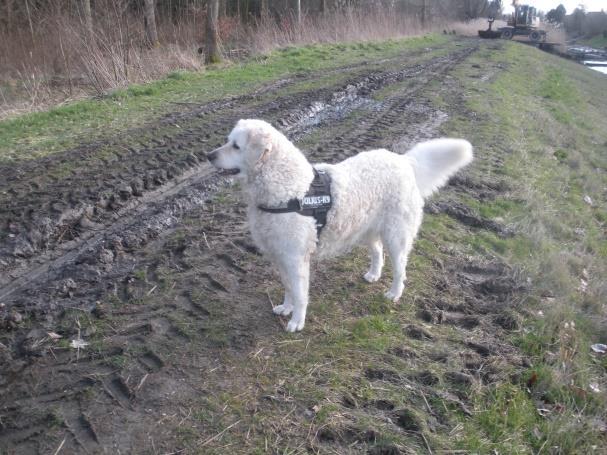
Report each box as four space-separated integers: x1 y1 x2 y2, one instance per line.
320 0 327 15
206 0 221 64
296 0 301 24
24 0 35 44
261 0 269 16
421 0 427 26
4 0 14 31
82 0 93 39
144 0 159 47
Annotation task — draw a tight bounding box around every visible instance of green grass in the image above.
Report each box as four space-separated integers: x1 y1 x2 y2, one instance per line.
579 34 607 48
0 34 449 162
437 40 607 453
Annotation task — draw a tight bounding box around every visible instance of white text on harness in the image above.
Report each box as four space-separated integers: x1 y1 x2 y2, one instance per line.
301 195 331 208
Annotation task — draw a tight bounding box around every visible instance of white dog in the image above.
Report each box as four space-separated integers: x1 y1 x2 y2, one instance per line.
207 119 472 332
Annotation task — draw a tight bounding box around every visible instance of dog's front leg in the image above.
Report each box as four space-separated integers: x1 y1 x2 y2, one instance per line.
273 267 294 317
276 256 310 332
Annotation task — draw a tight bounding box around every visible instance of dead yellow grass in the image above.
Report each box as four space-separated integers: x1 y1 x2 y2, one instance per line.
0 6 470 119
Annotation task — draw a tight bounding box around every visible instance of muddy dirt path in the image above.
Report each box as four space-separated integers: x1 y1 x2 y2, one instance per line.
0 39 526 454
0 42 477 303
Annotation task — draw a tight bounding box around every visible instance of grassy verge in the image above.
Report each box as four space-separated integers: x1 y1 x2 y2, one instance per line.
437 41 607 452
0 34 449 162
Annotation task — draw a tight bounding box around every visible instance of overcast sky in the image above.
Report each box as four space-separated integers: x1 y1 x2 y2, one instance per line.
505 1 606 13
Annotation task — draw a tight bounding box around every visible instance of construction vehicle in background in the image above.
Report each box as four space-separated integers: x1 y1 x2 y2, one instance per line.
479 1 547 42
499 1 547 41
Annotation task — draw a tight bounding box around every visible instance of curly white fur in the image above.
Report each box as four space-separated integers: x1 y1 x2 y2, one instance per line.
207 119 473 332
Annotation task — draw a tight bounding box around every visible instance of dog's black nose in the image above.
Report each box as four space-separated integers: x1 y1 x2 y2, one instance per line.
206 150 218 162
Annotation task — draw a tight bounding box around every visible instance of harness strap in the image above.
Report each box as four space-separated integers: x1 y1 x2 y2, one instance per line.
257 199 301 214
258 168 332 238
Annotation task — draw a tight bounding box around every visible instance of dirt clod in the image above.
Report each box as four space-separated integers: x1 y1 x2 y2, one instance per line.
58 278 77 297
416 370 440 385
416 308 434 323
98 248 115 264
118 184 133 200
368 444 403 455
445 371 474 385
0 342 12 363
389 346 418 359
492 312 520 330
404 324 433 340
441 312 480 329
365 368 401 383
466 341 493 357
8 311 23 324
342 392 359 409
371 399 396 411
393 408 422 431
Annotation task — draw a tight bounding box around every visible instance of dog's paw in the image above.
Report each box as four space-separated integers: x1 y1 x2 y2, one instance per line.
364 271 381 283
286 316 305 332
273 303 293 316
384 289 403 302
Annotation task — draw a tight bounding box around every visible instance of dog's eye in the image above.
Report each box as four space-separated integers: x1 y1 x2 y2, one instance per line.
233 143 240 150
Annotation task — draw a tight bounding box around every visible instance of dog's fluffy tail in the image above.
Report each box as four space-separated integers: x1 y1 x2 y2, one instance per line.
405 138 473 199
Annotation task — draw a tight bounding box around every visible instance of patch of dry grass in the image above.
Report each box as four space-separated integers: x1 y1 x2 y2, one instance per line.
0 3 468 119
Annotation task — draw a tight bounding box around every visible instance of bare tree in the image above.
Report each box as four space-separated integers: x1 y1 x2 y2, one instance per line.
2 0 15 31
296 0 301 24
82 0 93 39
320 0 327 14
463 0 488 19
144 0 159 46
421 0 427 25
206 0 221 64
24 0 35 43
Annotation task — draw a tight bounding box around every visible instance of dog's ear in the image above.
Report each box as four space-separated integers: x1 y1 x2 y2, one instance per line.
246 128 274 168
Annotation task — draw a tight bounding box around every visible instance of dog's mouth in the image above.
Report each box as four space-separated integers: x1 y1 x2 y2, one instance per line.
218 168 240 176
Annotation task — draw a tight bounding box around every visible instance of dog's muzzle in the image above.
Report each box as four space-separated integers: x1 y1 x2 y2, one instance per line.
206 147 240 175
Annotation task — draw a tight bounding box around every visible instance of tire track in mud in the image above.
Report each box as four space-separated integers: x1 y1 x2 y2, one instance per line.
296 46 478 160
1 58 388 281
0 48 433 266
0 43 477 298
0 41 500 453
0 204 262 452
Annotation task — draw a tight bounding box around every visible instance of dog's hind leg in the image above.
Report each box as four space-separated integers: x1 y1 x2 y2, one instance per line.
364 238 384 283
383 233 413 302
383 205 422 301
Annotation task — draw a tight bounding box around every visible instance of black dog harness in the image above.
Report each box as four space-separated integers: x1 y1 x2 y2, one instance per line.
258 168 332 238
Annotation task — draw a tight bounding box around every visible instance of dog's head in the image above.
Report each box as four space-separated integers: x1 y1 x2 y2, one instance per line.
206 119 275 177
